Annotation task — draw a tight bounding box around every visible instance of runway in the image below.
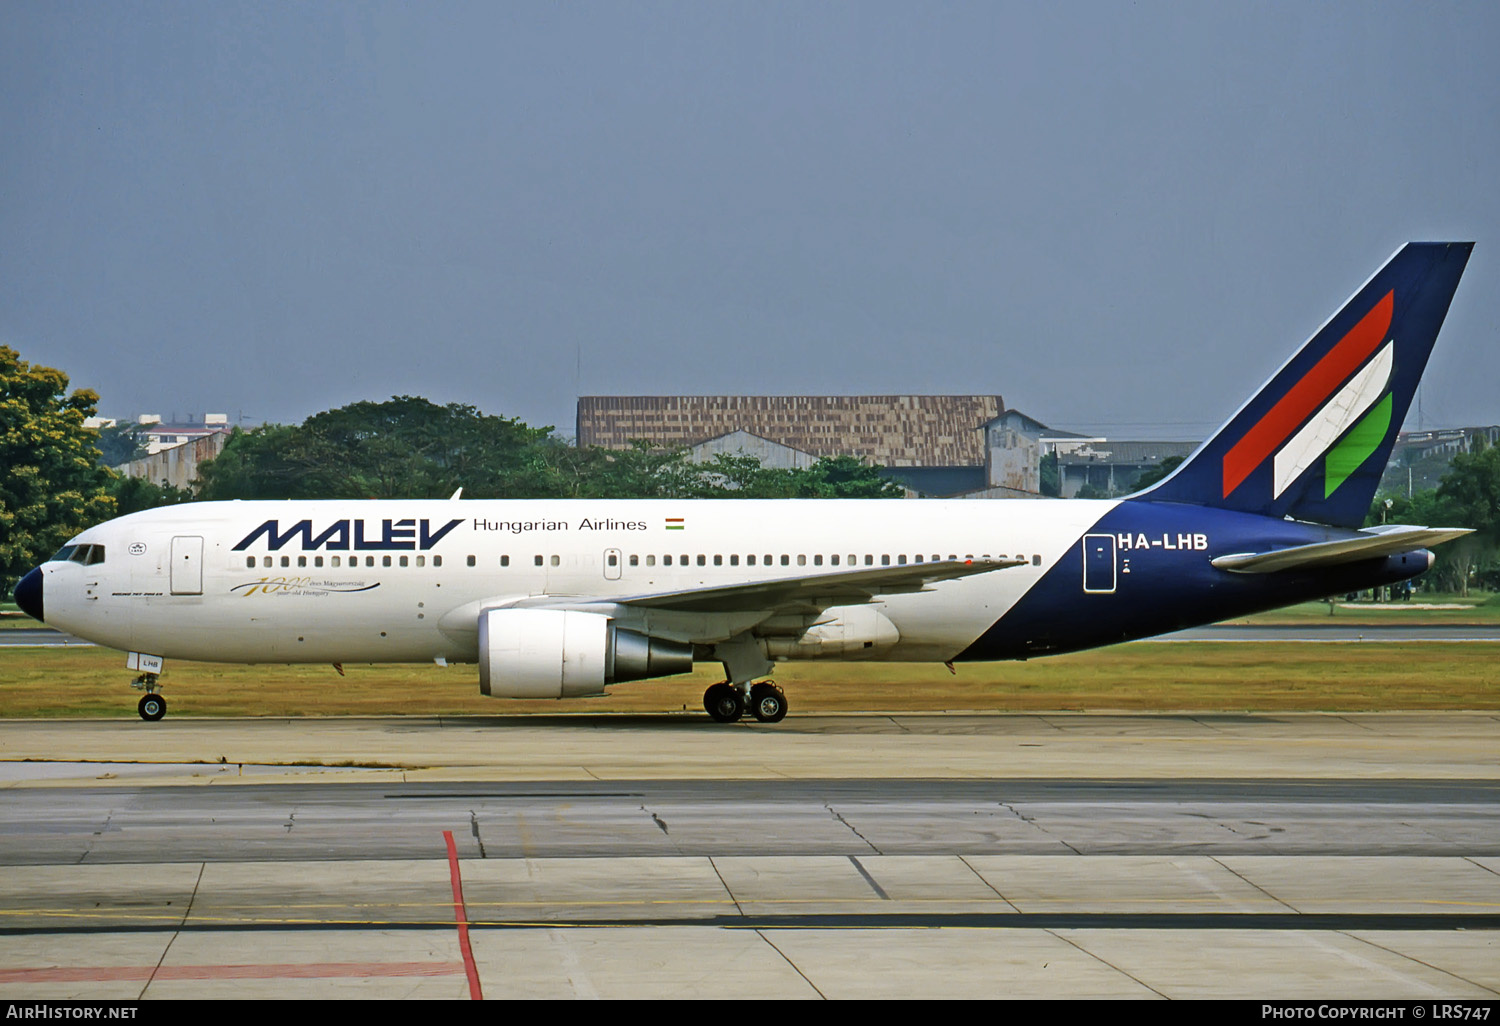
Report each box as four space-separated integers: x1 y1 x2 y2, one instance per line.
1168 623 1500 642
0 714 1496 999
5 777 1500 865
0 628 91 647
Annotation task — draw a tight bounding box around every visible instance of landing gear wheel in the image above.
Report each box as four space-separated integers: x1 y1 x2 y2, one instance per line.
138 694 167 722
749 682 788 723
704 682 744 723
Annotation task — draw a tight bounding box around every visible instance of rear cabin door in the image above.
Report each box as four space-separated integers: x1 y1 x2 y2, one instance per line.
1082 533 1117 594
171 536 204 595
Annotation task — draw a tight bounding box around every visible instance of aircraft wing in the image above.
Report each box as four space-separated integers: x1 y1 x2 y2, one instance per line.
604 558 1024 613
441 558 1025 646
1209 525 1472 574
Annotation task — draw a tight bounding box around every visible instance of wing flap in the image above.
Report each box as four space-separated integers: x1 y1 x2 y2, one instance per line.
1210 525 1471 574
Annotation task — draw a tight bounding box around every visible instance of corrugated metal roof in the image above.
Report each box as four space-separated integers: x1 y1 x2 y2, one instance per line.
577 395 1005 467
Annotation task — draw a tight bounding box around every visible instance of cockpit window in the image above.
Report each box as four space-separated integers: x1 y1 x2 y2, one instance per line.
59 544 106 565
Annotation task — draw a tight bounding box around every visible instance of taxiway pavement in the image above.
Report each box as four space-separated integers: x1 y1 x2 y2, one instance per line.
0 714 1496 1000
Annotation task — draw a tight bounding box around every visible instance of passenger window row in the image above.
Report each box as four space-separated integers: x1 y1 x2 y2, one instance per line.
454 552 1044 569
245 555 444 569
241 551 1045 571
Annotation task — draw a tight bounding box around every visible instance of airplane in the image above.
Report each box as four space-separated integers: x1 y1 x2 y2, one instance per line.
11 242 1475 724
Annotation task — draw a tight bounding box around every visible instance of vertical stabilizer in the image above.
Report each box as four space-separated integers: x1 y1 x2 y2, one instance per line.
1136 242 1472 526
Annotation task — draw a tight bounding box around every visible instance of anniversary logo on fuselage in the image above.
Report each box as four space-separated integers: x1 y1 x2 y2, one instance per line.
231 577 380 597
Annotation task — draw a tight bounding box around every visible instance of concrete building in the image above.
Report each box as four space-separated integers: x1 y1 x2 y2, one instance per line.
86 413 234 491
86 414 233 456
1390 425 1500 462
113 431 231 491
687 430 818 470
979 410 1102 495
1381 425 1500 496
131 413 231 455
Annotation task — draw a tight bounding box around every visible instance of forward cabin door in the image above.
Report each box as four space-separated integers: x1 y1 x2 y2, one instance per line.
171 536 204 595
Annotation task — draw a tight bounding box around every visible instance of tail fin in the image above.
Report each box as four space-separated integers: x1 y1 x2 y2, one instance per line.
1136 242 1473 527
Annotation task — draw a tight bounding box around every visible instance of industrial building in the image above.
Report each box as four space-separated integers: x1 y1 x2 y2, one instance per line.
1053 439 1200 498
87 413 233 491
577 395 1208 498
577 395 1006 496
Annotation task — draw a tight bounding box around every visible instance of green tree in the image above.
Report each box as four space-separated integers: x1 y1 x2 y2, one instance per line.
782 455 906 498
1039 451 1061 497
107 474 196 516
1433 437 1500 596
198 398 561 500
685 452 904 498
93 423 147 466
553 441 706 499
295 397 559 498
193 424 305 499
1369 439 1500 596
0 347 116 596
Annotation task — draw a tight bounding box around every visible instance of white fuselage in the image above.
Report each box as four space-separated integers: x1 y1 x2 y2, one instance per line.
40 498 1116 666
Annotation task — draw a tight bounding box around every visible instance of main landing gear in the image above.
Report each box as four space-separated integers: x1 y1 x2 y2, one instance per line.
703 681 787 724
132 673 166 721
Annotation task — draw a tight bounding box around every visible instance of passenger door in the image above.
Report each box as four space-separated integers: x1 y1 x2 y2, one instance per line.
170 536 203 595
1082 533 1117 594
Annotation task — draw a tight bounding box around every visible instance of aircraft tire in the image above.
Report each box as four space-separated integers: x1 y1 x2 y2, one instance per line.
749 683 787 723
138 694 166 722
704 683 743 723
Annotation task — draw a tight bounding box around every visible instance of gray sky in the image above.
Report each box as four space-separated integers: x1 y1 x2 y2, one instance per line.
4 1 1496 441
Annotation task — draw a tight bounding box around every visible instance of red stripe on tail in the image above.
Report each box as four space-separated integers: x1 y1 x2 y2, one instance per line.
1221 290 1393 497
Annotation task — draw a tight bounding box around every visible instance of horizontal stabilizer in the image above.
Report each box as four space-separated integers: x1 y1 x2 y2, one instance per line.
1210 525 1471 574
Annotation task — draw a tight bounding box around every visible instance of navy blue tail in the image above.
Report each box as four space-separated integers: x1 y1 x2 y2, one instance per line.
1136 243 1473 527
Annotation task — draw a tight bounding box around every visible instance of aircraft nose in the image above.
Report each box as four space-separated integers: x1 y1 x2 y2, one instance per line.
13 568 43 622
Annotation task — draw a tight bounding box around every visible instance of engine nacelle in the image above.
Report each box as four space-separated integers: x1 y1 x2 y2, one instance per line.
478 609 693 699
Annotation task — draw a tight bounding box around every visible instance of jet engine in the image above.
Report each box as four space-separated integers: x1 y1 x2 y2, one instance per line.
478 608 693 699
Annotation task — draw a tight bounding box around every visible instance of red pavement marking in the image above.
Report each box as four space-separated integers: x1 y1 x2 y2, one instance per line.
5 835 486 993
444 828 484 1000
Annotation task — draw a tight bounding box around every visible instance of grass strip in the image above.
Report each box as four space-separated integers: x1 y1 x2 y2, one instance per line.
1 642 1495 718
